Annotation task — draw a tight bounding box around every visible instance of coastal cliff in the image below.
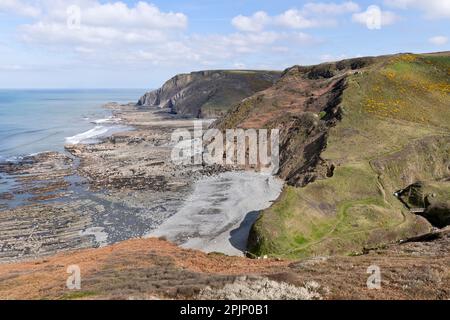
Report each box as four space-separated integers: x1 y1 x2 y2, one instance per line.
0 53 449 300
137 70 281 118
216 52 450 259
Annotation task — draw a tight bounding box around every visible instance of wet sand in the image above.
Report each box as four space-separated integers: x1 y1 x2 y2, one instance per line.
149 172 283 256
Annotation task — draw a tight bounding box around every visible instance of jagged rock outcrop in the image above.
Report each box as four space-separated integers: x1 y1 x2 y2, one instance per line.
215 60 354 187
397 180 450 228
137 70 281 118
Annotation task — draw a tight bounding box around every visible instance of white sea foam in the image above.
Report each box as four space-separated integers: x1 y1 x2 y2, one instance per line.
92 117 121 124
0 151 54 164
0 154 22 163
65 125 110 144
28 151 52 157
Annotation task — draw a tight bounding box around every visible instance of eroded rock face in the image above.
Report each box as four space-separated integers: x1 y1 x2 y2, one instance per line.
373 135 450 228
425 204 450 228
398 181 450 228
215 61 351 187
137 70 281 118
216 54 450 259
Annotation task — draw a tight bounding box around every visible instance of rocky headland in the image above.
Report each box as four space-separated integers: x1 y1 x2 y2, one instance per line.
137 70 281 118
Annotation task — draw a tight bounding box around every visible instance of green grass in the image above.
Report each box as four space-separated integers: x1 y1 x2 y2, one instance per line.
249 53 449 259
422 54 450 69
318 111 327 119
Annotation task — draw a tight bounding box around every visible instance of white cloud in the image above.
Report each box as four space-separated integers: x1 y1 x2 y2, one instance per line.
10 1 321 72
275 9 323 29
75 46 96 54
33 0 187 28
198 32 287 56
21 22 170 46
352 5 400 29
429 35 448 45
0 0 40 17
231 2 360 31
291 32 317 44
20 1 187 46
77 1 187 29
303 1 360 15
271 46 290 53
131 31 318 67
232 11 270 32
385 0 450 18
0 64 25 71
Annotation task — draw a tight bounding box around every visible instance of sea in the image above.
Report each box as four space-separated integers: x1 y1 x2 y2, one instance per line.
0 89 144 161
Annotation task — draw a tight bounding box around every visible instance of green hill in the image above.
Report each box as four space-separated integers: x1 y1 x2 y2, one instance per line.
217 52 450 259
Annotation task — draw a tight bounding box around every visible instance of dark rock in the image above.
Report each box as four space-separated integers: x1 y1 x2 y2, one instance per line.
137 70 281 118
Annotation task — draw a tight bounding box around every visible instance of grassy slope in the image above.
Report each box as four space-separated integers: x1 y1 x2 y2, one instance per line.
199 71 281 118
251 53 450 259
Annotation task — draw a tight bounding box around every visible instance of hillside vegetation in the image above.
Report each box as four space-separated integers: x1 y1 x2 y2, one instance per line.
0 233 448 299
0 53 449 300
217 52 450 259
137 70 281 118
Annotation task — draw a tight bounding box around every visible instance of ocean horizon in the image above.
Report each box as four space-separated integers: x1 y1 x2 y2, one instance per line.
0 88 145 161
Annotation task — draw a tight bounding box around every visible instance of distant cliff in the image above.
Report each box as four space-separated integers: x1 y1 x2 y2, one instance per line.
137 70 281 118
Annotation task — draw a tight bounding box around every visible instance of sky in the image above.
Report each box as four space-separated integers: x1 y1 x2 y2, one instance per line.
0 0 449 88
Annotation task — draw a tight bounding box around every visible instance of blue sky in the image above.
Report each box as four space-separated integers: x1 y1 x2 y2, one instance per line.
0 0 448 88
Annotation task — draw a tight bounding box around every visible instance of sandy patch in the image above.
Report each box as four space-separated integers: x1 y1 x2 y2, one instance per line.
148 171 283 256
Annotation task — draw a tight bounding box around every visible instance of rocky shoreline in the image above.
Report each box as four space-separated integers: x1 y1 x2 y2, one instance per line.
0 103 228 262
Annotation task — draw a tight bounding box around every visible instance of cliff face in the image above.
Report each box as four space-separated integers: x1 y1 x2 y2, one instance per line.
137 70 281 118
215 57 372 186
216 53 450 259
